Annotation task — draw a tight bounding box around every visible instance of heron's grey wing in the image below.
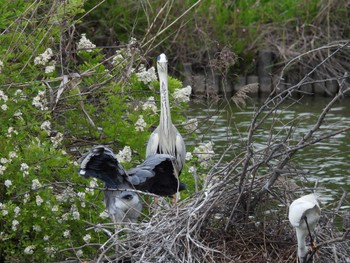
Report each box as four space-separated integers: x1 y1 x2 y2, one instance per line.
127 167 154 185
127 154 184 196
146 128 160 157
175 131 186 172
78 145 126 188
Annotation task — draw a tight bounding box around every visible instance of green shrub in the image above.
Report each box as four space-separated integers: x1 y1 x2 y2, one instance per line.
0 1 212 261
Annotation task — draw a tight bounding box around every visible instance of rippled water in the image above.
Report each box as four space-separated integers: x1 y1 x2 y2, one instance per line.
185 97 350 209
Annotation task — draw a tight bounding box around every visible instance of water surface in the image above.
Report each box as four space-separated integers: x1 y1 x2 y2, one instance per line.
185 97 350 209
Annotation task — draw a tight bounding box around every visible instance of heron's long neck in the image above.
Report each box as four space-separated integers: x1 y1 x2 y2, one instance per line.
296 228 308 263
159 70 173 138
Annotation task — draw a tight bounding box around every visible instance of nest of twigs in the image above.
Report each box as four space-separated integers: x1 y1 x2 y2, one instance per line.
85 170 349 263
73 43 350 263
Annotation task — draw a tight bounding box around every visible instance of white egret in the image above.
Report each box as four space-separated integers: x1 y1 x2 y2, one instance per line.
288 193 321 263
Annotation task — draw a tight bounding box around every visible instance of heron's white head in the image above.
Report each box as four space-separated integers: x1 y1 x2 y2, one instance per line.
157 53 168 74
157 53 167 63
105 187 142 223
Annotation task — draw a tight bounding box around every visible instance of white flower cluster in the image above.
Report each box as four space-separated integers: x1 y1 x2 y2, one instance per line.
142 96 157 113
77 33 96 52
14 207 20 217
116 146 132 163
71 205 80 220
0 165 6 175
111 37 139 68
20 163 29 177
34 48 53 66
9 151 17 159
112 50 125 66
33 225 41 232
128 37 137 47
51 205 59 212
32 179 42 190
99 211 109 219
193 141 215 168
12 219 19 231
136 65 157 85
0 90 8 102
76 249 83 257
60 213 69 222
24 245 35 255
12 89 26 104
7 127 18 138
0 203 8 218
13 110 23 119
56 186 76 202
34 48 55 74
77 192 86 208
83 234 91 243
135 115 147 131
0 151 18 175
23 194 30 204
0 152 18 176
0 90 8 111
44 246 57 257
39 120 64 147
86 178 98 194
32 89 48 111
182 118 198 133
40 120 51 134
4 180 12 188
185 152 193 161
63 230 70 238
0 89 9 111
173 85 192 103
188 166 196 175
0 60 3 73
45 62 56 74
51 132 63 148
36 195 43 206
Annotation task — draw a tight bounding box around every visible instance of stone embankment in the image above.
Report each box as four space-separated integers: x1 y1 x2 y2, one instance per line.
184 50 340 98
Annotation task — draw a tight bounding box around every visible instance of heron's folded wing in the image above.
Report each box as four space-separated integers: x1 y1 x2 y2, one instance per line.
146 129 160 157
175 131 186 172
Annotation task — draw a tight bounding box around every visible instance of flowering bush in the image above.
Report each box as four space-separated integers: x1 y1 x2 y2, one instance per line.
0 1 216 262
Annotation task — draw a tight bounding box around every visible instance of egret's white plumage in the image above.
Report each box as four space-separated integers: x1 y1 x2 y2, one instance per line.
288 193 321 263
146 53 186 176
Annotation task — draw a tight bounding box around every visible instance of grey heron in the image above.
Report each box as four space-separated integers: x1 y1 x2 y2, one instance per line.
146 53 186 195
78 145 185 222
288 193 321 263
78 146 142 223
